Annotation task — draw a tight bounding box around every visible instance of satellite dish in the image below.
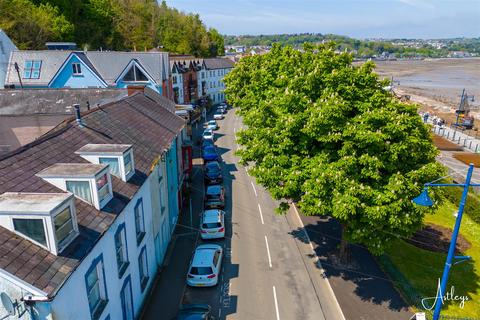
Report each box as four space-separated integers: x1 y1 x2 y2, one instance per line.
0 292 15 316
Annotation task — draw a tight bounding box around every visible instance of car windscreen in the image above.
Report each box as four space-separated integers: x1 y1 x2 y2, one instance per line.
206 193 220 200
206 163 220 173
202 222 222 229
190 266 213 275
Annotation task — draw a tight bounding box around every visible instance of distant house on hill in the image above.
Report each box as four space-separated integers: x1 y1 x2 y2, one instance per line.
4 50 172 97
0 30 18 89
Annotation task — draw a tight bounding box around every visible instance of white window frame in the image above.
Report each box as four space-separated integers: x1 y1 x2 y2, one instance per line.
72 63 83 75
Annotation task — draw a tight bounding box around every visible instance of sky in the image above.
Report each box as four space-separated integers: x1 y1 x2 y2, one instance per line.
166 0 480 39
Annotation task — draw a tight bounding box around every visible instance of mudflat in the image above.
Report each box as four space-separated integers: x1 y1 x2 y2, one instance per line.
372 58 480 113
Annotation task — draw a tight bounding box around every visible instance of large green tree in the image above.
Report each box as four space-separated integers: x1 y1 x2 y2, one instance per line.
0 0 74 49
1 0 224 57
224 43 444 256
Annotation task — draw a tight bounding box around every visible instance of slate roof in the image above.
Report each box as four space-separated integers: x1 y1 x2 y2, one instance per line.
5 51 170 87
0 93 184 297
203 58 234 70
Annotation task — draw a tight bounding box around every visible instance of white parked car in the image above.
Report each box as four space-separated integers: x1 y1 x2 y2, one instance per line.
206 120 218 131
213 112 224 120
202 129 214 141
187 244 223 287
201 209 225 239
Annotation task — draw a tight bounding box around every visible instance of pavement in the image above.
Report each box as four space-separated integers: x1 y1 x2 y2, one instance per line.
142 107 415 320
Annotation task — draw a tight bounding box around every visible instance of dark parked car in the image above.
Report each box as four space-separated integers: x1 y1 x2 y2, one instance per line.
204 161 223 184
177 304 214 320
202 139 215 149
204 185 225 209
202 145 219 162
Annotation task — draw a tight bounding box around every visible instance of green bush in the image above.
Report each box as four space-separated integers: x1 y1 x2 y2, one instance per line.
442 187 480 224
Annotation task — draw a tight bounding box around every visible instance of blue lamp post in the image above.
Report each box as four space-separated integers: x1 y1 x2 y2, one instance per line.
413 163 478 320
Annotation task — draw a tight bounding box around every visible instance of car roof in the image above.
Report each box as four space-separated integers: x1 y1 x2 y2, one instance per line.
208 120 216 123
206 185 222 195
203 209 222 223
192 244 222 266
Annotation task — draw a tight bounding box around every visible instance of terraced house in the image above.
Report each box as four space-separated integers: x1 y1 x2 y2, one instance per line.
3 50 172 98
0 92 189 320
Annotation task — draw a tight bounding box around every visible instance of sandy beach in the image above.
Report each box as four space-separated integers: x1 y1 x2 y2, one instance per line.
371 58 480 125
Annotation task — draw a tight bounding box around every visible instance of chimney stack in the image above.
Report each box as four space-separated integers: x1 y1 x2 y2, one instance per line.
74 104 84 128
127 85 145 96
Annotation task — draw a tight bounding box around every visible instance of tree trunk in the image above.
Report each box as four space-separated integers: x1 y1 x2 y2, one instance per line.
338 223 351 264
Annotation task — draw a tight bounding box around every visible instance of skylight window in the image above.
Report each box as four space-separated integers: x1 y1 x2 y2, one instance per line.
23 60 42 79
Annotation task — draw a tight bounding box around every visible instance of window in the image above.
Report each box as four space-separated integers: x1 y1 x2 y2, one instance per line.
134 199 145 244
158 166 166 214
120 276 134 320
72 63 82 75
213 250 220 267
138 246 149 291
99 157 120 177
96 174 110 203
13 218 46 246
124 153 133 176
172 75 177 84
123 65 148 82
201 72 205 79
66 180 93 204
23 60 42 79
54 206 74 248
115 224 129 277
85 255 108 320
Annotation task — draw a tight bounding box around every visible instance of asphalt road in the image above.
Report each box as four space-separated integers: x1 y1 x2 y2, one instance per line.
180 108 344 320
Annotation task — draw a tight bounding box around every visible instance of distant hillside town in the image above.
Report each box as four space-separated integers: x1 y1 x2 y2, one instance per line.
224 33 480 60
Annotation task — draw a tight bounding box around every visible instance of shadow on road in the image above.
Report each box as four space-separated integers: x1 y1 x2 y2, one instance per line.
289 215 412 318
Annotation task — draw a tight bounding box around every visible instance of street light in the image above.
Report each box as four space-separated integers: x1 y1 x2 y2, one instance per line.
413 163 479 320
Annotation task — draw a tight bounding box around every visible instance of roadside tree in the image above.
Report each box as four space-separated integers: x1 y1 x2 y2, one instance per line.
224 43 444 257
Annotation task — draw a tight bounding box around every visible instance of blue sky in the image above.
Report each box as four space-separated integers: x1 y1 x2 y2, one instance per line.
166 0 480 38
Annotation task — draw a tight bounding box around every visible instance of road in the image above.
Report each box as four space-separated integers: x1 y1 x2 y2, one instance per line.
180 108 344 320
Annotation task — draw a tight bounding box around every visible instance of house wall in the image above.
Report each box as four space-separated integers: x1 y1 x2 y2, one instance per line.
0 273 51 320
0 145 177 320
182 69 197 104
50 175 157 320
165 139 180 232
115 80 160 95
0 31 17 89
49 55 106 89
172 71 184 104
206 68 232 105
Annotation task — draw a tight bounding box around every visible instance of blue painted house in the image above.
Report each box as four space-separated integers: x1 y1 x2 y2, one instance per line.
4 50 172 97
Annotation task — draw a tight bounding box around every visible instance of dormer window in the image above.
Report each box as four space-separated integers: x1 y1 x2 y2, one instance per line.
99 157 120 176
13 218 47 246
54 206 75 248
96 173 110 203
75 144 135 182
124 152 133 176
37 163 113 210
72 63 82 75
0 193 79 255
123 64 148 82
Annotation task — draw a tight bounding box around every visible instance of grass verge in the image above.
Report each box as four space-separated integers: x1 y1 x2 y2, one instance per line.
382 200 480 318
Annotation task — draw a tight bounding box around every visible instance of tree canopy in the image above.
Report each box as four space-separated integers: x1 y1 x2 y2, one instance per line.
224 43 444 255
0 0 224 57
